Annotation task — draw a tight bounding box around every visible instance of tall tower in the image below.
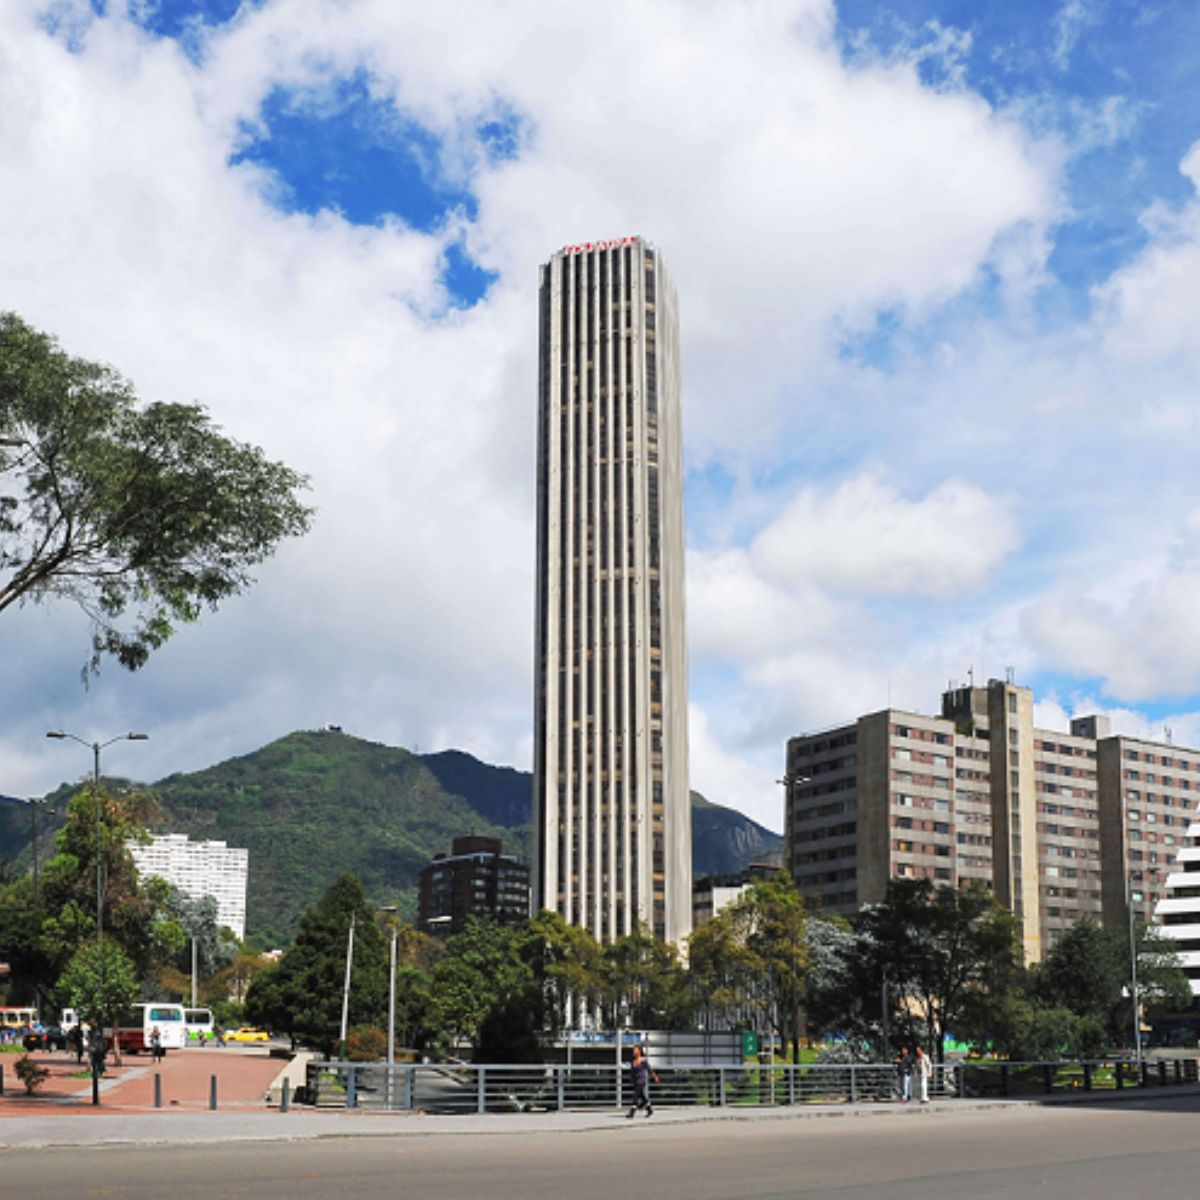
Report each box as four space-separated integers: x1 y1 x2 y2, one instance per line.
533 236 691 945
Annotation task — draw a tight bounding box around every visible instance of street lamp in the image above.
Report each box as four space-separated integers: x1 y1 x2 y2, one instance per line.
45 731 149 943
378 905 399 1108
1128 877 1143 1070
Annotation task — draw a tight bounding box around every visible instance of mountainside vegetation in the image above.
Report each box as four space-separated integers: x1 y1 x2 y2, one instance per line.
1 730 782 945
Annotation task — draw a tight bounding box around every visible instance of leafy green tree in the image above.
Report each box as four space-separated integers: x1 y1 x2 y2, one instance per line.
601 923 693 1031
0 312 312 671
58 938 139 1063
861 879 1020 1060
37 786 179 987
428 919 534 1051
244 874 388 1055
0 877 55 1004
1034 918 1191 1047
802 913 860 1042
687 879 807 1056
525 910 604 1038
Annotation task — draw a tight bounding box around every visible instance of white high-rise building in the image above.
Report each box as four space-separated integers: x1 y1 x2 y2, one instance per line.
129 834 248 939
533 236 691 944
1154 816 1200 999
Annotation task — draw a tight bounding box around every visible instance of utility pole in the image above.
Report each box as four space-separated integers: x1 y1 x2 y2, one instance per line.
338 913 356 1061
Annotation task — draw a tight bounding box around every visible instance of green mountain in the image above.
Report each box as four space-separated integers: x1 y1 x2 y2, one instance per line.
1 730 782 943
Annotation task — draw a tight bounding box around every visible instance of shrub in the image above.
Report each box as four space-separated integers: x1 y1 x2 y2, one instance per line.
15 1054 50 1094
345 1026 387 1062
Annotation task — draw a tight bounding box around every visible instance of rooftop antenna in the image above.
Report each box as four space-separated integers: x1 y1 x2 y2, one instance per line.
1005 665 1014 684
967 666 975 688
1165 726 1174 745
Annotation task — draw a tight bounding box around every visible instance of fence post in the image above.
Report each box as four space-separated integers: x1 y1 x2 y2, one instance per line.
209 1074 218 1111
1042 1064 1053 1095
718 1066 726 1107
404 1065 414 1111
956 1064 965 1099
1115 1060 1123 1089
346 1066 357 1109
281 1077 291 1112
1000 1064 1009 1097
557 1065 564 1111
1140 1061 1150 1088
154 1073 162 1108
1173 1060 1182 1084
1083 1063 1092 1091
788 1064 796 1106
850 1064 858 1104
477 1066 486 1114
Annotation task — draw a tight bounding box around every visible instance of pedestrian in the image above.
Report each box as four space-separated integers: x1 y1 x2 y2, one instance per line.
626 1044 659 1119
915 1045 933 1104
895 1045 913 1103
150 1025 164 1062
70 1023 84 1064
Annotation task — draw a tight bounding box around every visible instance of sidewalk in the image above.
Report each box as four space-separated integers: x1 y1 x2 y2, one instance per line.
3 1077 1199 1150
0 1044 281 1114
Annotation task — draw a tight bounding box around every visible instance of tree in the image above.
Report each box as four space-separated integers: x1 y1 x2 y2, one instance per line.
1034 918 1191 1046
686 879 807 1057
428 919 534 1052
525 910 603 1038
244 874 387 1055
0 313 312 672
601 923 693 1031
37 786 179 987
58 938 139 1063
860 879 1020 1060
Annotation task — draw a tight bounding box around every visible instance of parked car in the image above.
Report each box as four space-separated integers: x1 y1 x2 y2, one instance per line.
223 1026 270 1043
22 1025 67 1052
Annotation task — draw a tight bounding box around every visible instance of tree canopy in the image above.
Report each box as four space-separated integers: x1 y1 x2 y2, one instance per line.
0 312 312 671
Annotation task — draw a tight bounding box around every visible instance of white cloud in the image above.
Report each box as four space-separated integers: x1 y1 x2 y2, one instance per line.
752 474 1019 599
1095 139 1200 362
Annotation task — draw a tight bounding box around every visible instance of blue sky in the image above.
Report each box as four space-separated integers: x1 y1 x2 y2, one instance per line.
3 0 1200 831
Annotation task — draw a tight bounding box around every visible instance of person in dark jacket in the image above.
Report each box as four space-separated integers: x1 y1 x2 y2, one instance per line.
627 1044 659 1118
895 1046 913 1103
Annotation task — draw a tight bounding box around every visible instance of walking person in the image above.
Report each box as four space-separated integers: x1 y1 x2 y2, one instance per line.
626 1044 659 1119
149 1025 164 1062
895 1045 913 1103
915 1045 933 1104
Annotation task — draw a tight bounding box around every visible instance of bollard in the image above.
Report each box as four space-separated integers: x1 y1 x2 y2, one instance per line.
1083 1063 1092 1091
1042 1064 1053 1095
1115 1060 1123 1089
1140 1061 1150 1088
1000 1064 1009 1097
0 1062 4 1095
281 1077 291 1113
346 1067 357 1109
154 1073 162 1109
1174 1060 1182 1084
209 1074 218 1111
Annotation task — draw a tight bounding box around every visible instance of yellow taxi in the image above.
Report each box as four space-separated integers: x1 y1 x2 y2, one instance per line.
223 1026 270 1043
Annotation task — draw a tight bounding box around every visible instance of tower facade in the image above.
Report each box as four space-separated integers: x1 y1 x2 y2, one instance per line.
533 236 691 944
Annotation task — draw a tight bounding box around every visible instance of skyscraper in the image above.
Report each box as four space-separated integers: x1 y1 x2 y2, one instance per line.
533 236 691 944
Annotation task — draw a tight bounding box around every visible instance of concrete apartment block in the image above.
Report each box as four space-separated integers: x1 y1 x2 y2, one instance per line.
785 679 1200 964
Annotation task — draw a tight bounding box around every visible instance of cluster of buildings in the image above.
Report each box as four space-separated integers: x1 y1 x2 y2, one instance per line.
520 236 1199 1017
48 238 1196 1022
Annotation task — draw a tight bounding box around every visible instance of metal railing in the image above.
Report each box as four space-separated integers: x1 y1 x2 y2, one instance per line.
299 1057 1200 1112
301 1060 962 1112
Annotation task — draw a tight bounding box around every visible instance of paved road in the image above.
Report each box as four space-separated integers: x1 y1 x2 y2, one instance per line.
5 1094 1200 1199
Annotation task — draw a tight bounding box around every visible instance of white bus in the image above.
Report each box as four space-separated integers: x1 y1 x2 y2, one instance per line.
184 1007 215 1042
116 1002 187 1054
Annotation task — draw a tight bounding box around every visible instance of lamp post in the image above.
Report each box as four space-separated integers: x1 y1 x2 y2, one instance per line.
45 731 149 944
338 912 356 1062
378 906 398 1108
1128 878 1143 1069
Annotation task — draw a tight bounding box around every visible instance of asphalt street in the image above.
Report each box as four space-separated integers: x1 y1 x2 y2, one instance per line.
5 1094 1200 1200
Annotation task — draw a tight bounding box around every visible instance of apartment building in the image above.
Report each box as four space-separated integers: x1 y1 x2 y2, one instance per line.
785 679 1200 962
128 833 248 939
418 836 531 937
